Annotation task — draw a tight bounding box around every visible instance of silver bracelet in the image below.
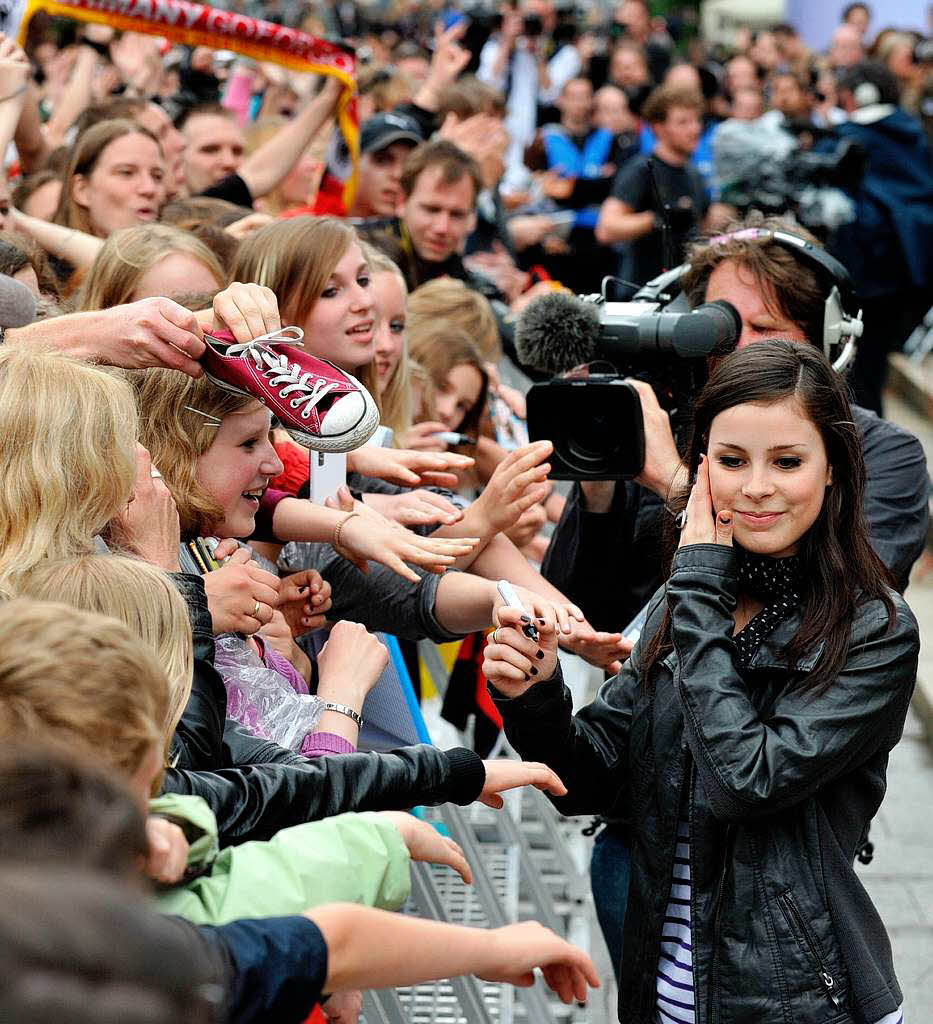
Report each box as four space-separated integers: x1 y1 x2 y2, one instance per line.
321 701 362 728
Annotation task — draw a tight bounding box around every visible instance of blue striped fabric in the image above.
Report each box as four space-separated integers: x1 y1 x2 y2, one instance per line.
656 819 695 1024
654 818 905 1024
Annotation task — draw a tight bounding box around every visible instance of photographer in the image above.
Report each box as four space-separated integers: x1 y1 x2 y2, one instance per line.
542 215 928 637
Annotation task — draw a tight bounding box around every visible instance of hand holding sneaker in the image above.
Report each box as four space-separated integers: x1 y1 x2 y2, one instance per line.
200 322 379 453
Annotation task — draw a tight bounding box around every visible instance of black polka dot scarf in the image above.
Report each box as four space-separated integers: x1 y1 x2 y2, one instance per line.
733 548 803 668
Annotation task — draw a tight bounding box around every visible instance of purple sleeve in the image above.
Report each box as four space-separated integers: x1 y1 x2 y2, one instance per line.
301 732 357 757
259 642 310 695
251 488 290 543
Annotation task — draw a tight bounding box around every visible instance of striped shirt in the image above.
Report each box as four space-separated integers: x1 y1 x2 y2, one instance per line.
656 819 694 1024
655 818 904 1024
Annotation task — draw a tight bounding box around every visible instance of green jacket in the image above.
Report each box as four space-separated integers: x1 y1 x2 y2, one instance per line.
151 793 411 925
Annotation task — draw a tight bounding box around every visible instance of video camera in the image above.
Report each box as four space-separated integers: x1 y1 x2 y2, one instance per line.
516 284 740 480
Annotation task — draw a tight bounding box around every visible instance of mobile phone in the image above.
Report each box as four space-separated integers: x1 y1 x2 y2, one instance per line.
496 579 539 643
309 451 347 505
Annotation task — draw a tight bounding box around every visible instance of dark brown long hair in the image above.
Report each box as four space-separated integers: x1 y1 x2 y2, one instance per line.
641 339 895 693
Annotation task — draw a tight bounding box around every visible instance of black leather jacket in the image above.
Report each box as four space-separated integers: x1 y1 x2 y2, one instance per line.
494 545 919 1024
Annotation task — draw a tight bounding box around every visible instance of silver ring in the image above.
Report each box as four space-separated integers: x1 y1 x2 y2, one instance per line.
491 627 500 645
150 468 162 479
675 510 688 530
252 601 261 619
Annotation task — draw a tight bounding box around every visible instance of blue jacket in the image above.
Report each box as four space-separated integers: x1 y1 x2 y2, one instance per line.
542 124 614 228
830 108 933 296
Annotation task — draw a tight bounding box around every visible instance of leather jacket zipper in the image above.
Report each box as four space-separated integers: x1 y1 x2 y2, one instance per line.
778 890 844 1009
708 823 735 1024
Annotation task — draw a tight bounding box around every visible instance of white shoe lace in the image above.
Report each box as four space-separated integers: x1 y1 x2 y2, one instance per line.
224 327 341 422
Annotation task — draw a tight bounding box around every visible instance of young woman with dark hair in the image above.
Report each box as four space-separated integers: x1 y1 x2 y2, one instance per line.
484 339 918 1024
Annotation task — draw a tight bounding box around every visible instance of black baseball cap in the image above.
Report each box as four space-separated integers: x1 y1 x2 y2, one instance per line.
360 112 424 154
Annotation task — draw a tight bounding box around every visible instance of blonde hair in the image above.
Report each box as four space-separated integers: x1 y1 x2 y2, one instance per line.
75 224 224 311
0 598 168 789
0 347 138 597
54 120 161 237
407 277 500 360
129 368 255 537
359 242 411 439
231 216 382 405
19 556 193 755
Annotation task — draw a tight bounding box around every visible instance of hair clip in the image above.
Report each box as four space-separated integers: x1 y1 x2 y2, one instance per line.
183 405 222 426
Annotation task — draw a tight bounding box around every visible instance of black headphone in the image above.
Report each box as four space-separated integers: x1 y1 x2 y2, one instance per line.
634 227 864 372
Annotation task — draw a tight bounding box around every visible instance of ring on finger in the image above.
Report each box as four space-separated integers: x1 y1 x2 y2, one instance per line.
150 468 162 479
252 600 261 619
491 627 500 645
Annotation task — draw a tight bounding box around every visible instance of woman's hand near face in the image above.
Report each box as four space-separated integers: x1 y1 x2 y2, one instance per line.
678 454 734 549
483 605 560 698
347 446 474 490
202 547 281 634
109 444 180 571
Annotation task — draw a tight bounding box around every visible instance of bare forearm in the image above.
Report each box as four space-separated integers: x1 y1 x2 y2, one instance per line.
469 533 570 605
595 204 655 245
434 572 496 634
45 46 97 147
240 86 337 199
5 310 101 359
12 210 102 269
430 502 495 569
272 497 344 544
309 905 504 992
14 84 51 173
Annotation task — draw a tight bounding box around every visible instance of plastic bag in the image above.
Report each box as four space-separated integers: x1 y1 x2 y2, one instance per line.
214 633 323 752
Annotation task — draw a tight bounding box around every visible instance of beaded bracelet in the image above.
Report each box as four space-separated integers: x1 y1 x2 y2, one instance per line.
332 510 361 560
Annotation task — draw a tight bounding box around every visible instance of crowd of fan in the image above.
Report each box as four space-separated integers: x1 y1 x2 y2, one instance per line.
0 1 929 1021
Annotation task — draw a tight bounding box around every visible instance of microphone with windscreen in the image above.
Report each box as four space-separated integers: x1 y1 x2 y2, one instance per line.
515 290 740 375
517 290 741 480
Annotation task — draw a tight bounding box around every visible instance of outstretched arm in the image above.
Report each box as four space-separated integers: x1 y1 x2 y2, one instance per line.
309 904 600 1004
238 77 340 200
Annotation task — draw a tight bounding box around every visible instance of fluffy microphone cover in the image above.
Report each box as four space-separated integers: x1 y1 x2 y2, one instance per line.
514 290 600 375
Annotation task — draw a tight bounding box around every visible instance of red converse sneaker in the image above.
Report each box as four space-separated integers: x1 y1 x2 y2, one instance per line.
200 327 379 452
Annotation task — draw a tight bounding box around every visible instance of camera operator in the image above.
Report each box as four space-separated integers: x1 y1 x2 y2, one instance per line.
542 214 929 636
540 213 928 980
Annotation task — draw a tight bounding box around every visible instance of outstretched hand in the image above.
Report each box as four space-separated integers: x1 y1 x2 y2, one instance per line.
478 921 600 1004
376 811 472 885
479 757 566 809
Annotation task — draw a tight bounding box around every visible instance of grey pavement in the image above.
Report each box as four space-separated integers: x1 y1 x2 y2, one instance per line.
863 388 933 1019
